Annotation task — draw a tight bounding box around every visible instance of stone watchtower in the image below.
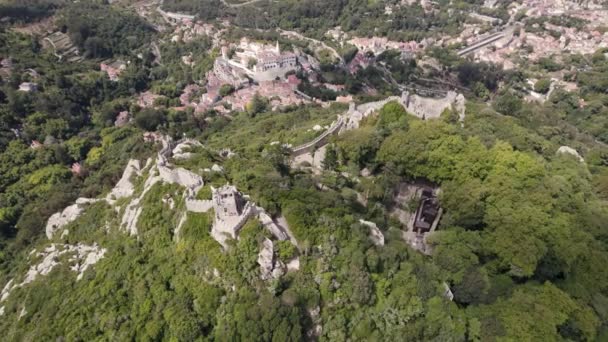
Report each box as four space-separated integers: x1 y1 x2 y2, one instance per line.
212 185 244 220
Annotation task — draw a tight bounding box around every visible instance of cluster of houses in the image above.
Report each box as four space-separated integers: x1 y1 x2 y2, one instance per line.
193 38 312 113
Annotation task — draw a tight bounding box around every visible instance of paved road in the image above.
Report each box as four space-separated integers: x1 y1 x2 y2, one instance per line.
457 26 515 56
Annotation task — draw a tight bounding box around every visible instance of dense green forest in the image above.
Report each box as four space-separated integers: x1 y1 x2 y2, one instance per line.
162 0 485 40
2 92 608 340
0 0 65 24
1 0 608 340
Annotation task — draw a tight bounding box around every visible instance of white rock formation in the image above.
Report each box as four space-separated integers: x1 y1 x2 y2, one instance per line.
557 146 584 162
69 243 107 281
19 306 27 319
172 139 203 160
174 213 188 241
114 135 204 236
359 219 385 246
45 204 84 239
45 197 102 240
1 279 15 302
258 238 275 280
443 282 454 301
219 148 235 158
0 243 106 303
256 237 286 280
286 257 300 271
106 159 140 204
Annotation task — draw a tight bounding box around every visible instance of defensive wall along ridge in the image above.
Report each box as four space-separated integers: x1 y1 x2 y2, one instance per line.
290 90 466 157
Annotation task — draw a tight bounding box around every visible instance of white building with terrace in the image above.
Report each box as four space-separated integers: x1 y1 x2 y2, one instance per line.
216 38 300 83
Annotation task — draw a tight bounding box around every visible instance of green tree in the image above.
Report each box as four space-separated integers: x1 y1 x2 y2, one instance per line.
219 84 235 97
134 108 165 131
246 92 268 116
323 144 338 170
377 101 409 131
493 91 522 116
534 78 551 94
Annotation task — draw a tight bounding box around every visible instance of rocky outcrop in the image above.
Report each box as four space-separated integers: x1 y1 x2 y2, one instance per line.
45 204 83 239
258 238 275 280
443 282 454 301
106 159 140 204
174 213 188 241
45 198 102 240
69 243 107 281
158 165 203 192
0 243 106 305
0 279 15 302
307 306 323 339
114 135 205 236
172 139 203 160
557 146 584 162
359 219 385 246
286 257 300 271
120 168 162 236
158 166 204 191
257 238 286 280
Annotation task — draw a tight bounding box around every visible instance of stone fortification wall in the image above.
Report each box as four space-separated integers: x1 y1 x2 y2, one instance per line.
401 90 465 120
291 117 345 156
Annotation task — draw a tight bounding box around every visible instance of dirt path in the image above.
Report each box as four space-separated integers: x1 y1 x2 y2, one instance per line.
220 0 264 8
277 29 343 63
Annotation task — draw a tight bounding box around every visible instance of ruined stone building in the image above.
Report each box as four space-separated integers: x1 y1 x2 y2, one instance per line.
213 185 245 219
212 58 250 88
211 185 254 247
413 189 441 233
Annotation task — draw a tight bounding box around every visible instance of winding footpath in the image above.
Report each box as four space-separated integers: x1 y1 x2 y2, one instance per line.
220 0 265 8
